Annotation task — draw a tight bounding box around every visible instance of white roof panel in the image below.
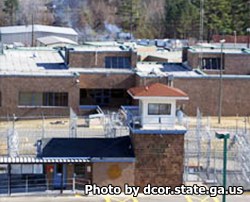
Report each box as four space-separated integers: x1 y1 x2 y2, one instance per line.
0 24 78 36
37 36 78 46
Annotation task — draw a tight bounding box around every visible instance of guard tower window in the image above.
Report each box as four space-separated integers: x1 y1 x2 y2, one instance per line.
105 57 131 69
148 103 171 115
202 58 222 70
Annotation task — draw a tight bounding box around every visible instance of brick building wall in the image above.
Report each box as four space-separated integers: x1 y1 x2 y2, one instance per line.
79 73 135 89
174 77 250 116
186 51 250 75
224 54 250 75
135 75 168 87
212 35 249 43
68 51 137 68
0 76 79 117
0 73 136 117
131 134 185 188
92 162 135 188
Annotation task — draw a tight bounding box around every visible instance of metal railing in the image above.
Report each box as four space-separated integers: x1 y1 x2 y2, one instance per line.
0 174 90 196
121 105 189 130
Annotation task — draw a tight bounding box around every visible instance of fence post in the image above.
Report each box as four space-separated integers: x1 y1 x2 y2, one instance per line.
25 175 28 193
7 164 11 196
73 175 75 193
46 174 49 191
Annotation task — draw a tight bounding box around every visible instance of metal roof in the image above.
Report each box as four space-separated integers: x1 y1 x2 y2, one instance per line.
128 82 188 98
37 36 78 46
0 156 90 164
0 25 78 36
42 137 135 158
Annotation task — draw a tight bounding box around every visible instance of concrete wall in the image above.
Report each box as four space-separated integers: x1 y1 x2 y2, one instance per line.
174 77 250 116
92 162 135 188
131 134 184 188
69 51 137 68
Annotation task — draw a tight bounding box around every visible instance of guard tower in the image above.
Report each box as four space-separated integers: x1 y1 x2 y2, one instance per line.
123 83 189 188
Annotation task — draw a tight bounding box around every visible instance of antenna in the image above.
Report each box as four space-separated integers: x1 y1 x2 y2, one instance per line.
0 30 3 54
198 0 204 69
31 13 34 47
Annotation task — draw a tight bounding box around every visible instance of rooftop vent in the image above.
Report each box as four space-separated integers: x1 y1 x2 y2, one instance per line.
241 48 250 53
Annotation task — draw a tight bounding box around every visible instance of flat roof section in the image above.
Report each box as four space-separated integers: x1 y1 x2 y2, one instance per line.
188 45 250 54
136 62 201 78
0 48 135 76
72 45 134 52
0 48 74 77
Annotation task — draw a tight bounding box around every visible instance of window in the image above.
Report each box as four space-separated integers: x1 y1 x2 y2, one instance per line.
80 89 87 105
19 92 43 106
43 92 68 106
19 92 68 107
74 164 86 176
56 164 63 174
148 103 171 115
105 57 131 69
202 58 222 70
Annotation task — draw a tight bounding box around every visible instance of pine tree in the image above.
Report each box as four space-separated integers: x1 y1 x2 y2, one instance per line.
165 0 199 39
165 0 181 38
3 0 19 25
231 0 250 35
203 0 232 41
177 1 199 39
116 0 141 37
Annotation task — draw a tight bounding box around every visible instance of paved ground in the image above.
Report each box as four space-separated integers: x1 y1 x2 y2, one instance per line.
0 194 249 202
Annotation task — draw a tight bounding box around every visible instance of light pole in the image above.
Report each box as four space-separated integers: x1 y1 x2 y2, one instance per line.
215 132 230 202
247 28 250 48
218 39 225 124
233 31 237 48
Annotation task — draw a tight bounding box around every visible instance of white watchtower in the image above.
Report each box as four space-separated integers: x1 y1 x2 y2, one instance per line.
127 83 189 130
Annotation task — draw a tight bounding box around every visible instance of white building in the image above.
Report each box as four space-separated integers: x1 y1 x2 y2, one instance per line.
127 83 189 130
0 25 78 46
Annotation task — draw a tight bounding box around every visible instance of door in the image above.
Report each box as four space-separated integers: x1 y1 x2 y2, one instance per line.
53 164 67 189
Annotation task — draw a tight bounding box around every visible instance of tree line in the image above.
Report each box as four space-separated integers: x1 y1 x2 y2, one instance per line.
0 0 249 41
164 0 250 41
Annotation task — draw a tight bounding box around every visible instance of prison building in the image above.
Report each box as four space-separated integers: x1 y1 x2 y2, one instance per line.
0 45 138 117
0 41 250 117
0 25 78 46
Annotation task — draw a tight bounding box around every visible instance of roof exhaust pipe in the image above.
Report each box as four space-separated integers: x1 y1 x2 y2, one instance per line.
0 30 3 54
